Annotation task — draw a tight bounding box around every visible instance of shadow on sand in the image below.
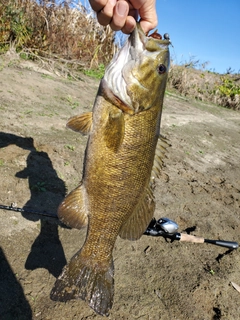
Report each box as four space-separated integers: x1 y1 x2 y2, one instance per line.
0 247 32 319
0 132 67 278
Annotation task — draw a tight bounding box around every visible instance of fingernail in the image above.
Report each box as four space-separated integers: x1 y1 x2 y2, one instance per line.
116 1 127 16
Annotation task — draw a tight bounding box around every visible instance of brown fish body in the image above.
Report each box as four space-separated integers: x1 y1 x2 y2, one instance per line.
81 94 160 253
51 24 170 316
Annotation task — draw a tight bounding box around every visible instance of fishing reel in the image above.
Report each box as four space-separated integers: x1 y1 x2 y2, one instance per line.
144 217 238 249
144 217 179 237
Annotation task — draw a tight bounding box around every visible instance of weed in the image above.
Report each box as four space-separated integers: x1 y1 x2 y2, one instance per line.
0 0 32 52
38 112 54 117
0 159 4 166
41 74 54 80
30 181 47 192
24 110 33 115
19 52 30 60
214 77 240 109
65 144 75 151
83 63 105 79
168 62 240 110
66 95 79 109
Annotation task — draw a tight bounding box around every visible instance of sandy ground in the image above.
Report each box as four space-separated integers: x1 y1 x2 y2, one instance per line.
0 55 240 320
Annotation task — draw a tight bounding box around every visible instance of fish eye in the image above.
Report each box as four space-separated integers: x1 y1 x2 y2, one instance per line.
157 64 166 74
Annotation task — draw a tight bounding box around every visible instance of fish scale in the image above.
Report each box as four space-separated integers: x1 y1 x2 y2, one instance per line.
51 23 170 316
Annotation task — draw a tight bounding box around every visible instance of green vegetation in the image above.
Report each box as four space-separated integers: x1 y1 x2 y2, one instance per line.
215 77 240 109
41 74 55 80
83 63 105 79
0 0 32 53
65 95 79 109
215 77 239 109
30 181 47 192
209 269 215 275
218 77 240 97
168 62 240 110
65 144 75 151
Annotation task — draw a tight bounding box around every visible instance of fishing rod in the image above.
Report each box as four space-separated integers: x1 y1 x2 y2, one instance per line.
0 203 58 219
144 217 239 250
0 204 238 249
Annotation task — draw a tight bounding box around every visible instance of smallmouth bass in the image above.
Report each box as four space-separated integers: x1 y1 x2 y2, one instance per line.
51 23 170 316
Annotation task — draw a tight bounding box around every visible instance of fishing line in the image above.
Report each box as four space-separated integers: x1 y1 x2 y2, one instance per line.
0 203 58 219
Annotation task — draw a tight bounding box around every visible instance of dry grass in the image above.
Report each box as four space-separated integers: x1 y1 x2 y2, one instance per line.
0 0 117 69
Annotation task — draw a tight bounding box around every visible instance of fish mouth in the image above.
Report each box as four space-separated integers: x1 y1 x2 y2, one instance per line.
103 23 170 112
130 23 170 57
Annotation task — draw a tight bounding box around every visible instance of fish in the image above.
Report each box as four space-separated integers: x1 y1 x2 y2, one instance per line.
50 23 170 316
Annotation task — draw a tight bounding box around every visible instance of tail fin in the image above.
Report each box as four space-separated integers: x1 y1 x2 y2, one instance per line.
50 250 114 317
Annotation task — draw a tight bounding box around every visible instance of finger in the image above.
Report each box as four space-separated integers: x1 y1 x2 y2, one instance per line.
140 17 158 34
128 8 138 21
89 0 108 12
110 1 129 31
130 0 158 33
97 0 117 26
128 0 146 10
139 5 158 33
121 16 136 34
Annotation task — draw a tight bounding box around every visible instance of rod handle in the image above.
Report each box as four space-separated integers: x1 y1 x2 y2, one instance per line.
177 233 204 243
176 233 239 250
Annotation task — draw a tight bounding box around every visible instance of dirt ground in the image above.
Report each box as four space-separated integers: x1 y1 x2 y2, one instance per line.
0 54 240 320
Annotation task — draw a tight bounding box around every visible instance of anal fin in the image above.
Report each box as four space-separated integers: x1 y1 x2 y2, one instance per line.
119 182 155 240
58 184 88 229
151 135 170 178
119 135 170 240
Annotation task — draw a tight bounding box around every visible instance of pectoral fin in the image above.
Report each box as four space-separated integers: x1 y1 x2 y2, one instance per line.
119 183 155 240
104 109 125 152
58 184 88 229
67 112 93 135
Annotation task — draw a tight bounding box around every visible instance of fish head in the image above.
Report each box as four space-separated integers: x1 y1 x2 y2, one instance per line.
104 23 170 114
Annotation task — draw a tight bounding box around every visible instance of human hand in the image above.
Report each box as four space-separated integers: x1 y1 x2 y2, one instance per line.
89 0 157 34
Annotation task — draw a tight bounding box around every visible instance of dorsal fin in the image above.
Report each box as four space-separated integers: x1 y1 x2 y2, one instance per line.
119 181 155 240
151 135 170 178
67 112 93 135
58 184 88 229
